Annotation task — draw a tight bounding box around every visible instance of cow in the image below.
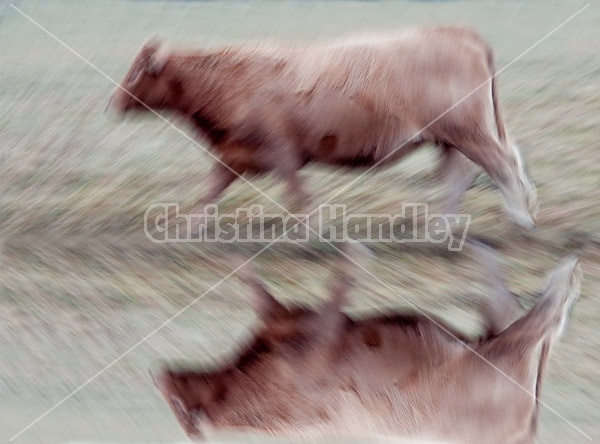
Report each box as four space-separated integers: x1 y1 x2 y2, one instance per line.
151 244 582 443
107 27 537 231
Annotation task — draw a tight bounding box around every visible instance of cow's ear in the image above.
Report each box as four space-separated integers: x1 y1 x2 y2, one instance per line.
171 395 188 419
140 39 165 76
143 52 166 76
149 362 168 389
254 289 286 321
126 42 158 87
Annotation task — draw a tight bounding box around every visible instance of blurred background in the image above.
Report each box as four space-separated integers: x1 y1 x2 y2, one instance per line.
1 0 599 442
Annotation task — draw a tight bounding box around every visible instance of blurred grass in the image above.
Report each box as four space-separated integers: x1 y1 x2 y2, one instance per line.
1 0 599 443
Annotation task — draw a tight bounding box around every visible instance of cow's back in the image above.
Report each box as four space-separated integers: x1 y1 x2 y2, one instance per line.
266 27 496 164
292 27 491 116
177 27 495 167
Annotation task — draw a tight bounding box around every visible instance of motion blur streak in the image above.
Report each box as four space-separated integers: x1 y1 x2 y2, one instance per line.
1 1 598 444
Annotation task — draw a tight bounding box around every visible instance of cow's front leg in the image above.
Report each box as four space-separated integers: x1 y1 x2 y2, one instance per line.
282 172 311 233
185 163 239 234
272 148 309 220
285 172 309 214
157 163 238 234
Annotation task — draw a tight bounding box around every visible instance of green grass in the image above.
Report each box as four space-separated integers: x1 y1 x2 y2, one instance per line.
1 1 599 443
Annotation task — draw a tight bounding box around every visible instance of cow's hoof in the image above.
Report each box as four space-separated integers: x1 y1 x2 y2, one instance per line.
511 213 535 231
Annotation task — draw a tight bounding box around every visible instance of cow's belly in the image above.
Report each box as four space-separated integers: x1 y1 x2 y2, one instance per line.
300 106 415 167
304 127 425 168
309 139 423 168
296 91 425 167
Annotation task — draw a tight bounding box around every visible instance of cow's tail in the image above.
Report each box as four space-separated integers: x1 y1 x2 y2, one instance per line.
499 255 581 346
487 47 507 145
530 338 551 434
482 255 581 433
487 45 538 217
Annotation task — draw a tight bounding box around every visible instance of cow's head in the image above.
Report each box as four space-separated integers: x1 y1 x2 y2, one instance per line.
151 257 356 438
151 366 212 437
107 40 177 116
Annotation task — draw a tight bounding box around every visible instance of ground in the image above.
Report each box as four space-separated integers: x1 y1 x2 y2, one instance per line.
0 1 599 443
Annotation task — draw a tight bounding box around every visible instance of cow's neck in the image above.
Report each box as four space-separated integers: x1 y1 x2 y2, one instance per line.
168 53 233 146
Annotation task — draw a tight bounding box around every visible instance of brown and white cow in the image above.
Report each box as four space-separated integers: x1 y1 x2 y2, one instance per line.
108 27 537 229
151 245 581 443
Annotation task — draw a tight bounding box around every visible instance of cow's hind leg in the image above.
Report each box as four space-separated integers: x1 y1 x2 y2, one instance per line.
433 145 480 215
155 164 238 236
457 135 536 229
283 170 309 214
189 163 238 214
